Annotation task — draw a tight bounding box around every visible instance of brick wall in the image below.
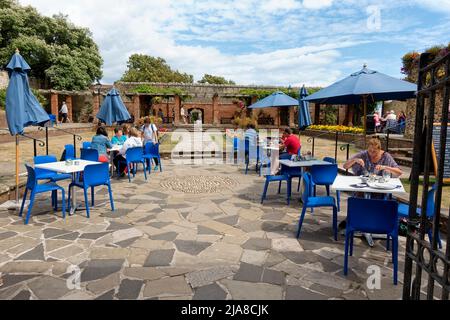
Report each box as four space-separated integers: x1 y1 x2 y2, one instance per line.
0 71 8 89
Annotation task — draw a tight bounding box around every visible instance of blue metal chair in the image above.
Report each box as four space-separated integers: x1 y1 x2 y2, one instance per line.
397 184 442 249
81 148 99 162
68 163 114 218
117 147 147 182
318 158 341 211
261 173 291 205
345 197 399 285
297 173 338 240
143 142 163 173
244 139 260 175
259 148 271 177
82 142 92 149
20 165 66 225
63 144 75 160
49 114 56 126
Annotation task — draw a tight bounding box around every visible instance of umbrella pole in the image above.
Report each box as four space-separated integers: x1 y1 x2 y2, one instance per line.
15 134 19 207
363 95 368 135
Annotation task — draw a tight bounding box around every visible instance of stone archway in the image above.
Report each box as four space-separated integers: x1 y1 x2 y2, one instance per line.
188 108 204 124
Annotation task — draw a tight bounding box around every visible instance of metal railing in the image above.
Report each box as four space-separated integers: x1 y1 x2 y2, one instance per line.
38 126 83 158
0 128 46 157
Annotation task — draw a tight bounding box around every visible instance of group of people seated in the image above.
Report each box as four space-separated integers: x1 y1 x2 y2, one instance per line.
373 110 406 133
88 117 160 176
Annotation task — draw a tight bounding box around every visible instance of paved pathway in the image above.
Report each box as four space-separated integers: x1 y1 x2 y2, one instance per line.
0 163 436 300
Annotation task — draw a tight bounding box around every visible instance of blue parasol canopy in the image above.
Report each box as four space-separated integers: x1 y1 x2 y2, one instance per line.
298 85 312 131
5 50 50 136
303 65 417 105
248 91 299 109
96 88 131 126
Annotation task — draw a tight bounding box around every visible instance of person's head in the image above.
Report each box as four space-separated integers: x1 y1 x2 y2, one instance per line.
390 110 395 114
283 128 293 138
129 127 140 138
247 123 256 130
96 126 108 137
114 127 123 137
367 137 382 158
122 124 130 136
144 117 151 126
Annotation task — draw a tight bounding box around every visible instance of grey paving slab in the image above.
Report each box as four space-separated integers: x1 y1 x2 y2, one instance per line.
174 240 212 256
12 290 32 300
81 259 125 282
116 279 144 300
150 232 178 241
15 244 45 261
233 263 264 283
242 238 272 251
193 283 227 300
28 276 71 300
143 249 175 267
285 286 329 300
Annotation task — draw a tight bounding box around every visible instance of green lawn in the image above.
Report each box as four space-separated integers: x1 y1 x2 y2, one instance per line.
400 177 450 211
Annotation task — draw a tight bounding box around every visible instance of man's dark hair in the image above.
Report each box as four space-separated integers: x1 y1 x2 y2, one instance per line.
97 126 108 137
284 128 292 135
247 124 256 130
114 127 122 134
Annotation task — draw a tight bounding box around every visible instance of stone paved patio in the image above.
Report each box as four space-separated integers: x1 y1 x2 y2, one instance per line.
0 163 434 300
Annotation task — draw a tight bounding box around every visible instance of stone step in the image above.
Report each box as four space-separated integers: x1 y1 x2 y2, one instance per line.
394 156 413 167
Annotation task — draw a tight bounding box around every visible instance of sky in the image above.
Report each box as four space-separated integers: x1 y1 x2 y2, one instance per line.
19 0 450 87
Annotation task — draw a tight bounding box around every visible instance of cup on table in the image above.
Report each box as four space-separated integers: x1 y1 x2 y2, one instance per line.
383 170 391 182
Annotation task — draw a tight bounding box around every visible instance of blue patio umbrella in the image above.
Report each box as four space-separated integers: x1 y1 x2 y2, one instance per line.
298 85 312 131
96 88 131 126
303 64 417 132
5 49 50 208
5 50 50 135
248 91 299 109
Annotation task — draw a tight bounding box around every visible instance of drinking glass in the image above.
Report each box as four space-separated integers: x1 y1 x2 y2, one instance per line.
383 170 391 182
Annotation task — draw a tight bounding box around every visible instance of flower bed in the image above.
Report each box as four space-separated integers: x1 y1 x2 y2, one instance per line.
308 125 364 134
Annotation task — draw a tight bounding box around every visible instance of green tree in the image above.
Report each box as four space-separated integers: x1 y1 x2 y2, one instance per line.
0 0 103 90
198 74 235 85
121 54 193 83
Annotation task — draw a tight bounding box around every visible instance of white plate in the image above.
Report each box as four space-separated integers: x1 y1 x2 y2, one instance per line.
367 182 398 190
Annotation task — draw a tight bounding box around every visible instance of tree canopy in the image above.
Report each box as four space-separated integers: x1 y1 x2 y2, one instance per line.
198 74 235 85
0 0 103 91
121 54 193 83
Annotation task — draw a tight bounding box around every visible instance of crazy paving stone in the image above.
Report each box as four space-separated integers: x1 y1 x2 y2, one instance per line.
81 259 125 282
174 240 212 256
15 244 45 261
116 279 144 300
193 283 227 300
143 249 175 267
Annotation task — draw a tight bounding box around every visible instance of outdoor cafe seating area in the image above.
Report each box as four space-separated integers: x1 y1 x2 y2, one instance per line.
236 135 442 286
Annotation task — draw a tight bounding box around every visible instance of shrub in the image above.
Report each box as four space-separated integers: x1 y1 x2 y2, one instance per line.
309 125 364 134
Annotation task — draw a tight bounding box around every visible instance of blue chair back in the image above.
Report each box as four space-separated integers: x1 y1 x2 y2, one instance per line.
233 137 239 152
34 155 57 178
425 184 437 218
126 147 144 163
49 114 56 125
245 138 259 160
64 144 75 160
81 148 99 162
301 173 313 203
311 164 338 186
82 142 92 149
323 157 336 164
25 164 37 190
144 142 160 156
347 197 398 234
83 163 110 187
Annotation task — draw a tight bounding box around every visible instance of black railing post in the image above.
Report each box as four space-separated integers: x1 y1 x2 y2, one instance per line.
335 131 338 161
386 131 390 153
73 135 77 159
45 127 49 155
33 139 37 157
312 137 315 157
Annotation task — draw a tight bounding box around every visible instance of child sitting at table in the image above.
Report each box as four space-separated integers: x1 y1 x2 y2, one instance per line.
111 127 127 145
114 127 143 175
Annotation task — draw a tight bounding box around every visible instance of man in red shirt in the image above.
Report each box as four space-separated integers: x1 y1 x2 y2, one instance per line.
280 128 301 159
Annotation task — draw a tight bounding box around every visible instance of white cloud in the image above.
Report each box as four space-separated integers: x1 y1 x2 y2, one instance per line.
17 0 449 87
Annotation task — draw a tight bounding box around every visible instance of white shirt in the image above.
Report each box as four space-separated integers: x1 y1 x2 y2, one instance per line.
386 113 397 121
120 137 143 157
142 124 158 144
180 108 185 116
60 103 68 114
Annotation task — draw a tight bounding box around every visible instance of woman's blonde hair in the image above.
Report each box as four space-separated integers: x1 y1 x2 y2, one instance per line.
129 127 140 138
367 137 382 150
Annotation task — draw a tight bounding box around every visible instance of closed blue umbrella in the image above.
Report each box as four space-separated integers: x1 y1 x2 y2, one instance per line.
96 88 131 126
248 91 299 109
298 85 312 131
5 49 50 209
5 50 50 135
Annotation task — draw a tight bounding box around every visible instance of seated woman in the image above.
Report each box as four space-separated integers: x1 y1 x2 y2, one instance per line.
111 127 127 145
343 137 402 177
91 126 112 163
113 127 143 175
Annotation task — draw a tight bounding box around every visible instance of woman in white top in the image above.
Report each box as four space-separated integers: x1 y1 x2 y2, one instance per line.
141 117 160 170
114 127 143 175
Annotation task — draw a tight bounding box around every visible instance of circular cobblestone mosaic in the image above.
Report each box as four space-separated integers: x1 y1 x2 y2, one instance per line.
160 175 237 194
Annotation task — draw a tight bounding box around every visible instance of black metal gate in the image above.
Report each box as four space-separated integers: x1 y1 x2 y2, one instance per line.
403 51 450 300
